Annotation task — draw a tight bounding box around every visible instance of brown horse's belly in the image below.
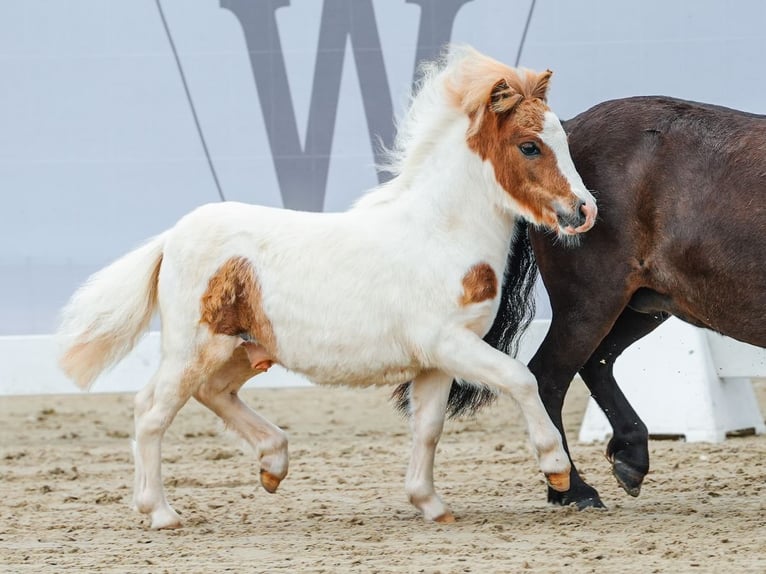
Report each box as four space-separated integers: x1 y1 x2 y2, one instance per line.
629 286 766 346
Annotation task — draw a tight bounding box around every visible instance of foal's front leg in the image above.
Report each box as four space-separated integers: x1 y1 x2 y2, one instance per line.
435 329 571 491
406 369 453 522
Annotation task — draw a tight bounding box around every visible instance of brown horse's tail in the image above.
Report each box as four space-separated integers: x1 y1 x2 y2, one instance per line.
392 219 538 417
57 233 167 390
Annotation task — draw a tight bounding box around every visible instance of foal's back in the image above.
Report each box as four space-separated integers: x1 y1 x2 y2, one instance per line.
562 96 766 345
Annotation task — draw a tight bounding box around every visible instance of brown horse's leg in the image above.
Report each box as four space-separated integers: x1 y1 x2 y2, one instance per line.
579 308 668 497
529 294 631 509
528 344 602 508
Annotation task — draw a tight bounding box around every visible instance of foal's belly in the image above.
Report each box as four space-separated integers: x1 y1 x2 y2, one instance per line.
272 328 426 387
291 360 423 388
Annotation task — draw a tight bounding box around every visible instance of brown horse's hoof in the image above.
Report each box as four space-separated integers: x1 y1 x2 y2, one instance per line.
545 472 571 492
611 459 643 497
260 469 282 493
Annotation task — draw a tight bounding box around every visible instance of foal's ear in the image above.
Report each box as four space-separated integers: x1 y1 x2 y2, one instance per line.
490 79 523 114
531 69 553 102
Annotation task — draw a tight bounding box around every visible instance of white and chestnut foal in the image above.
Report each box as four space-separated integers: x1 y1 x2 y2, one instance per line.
58 46 597 529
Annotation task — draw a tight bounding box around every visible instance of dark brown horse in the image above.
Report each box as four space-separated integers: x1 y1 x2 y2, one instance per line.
396 95 766 508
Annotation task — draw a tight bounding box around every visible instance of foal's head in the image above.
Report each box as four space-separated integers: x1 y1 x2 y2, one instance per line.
450 48 597 236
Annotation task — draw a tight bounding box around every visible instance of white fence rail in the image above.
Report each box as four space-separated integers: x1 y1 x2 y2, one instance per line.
0 332 312 396
2 319 764 443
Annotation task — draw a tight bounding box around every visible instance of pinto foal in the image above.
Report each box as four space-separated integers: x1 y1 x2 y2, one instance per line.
58 46 597 529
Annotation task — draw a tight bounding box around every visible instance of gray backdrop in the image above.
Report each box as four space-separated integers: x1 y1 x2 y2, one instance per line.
2 0 764 335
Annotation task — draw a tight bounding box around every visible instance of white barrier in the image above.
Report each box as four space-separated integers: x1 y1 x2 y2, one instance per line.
0 322 552 396
3 319 764 446
0 332 311 396
578 317 766 443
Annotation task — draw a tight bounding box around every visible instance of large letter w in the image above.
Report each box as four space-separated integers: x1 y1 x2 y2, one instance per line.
222 0 470 211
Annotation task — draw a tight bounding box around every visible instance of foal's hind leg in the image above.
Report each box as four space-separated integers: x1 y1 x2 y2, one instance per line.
193 346 289 494
133 358 196 529
405 370 453 522
434 329 571 490
132 382 155 513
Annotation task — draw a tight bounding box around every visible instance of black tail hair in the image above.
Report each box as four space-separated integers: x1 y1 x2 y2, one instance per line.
392 219 539 417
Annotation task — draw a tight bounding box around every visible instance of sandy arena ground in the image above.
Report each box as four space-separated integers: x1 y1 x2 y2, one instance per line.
2 379 765 573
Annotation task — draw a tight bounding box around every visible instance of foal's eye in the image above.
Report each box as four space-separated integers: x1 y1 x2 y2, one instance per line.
518 142 541 156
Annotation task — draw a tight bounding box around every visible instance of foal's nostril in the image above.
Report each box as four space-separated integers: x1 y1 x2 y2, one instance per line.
576 199 588 226
556 199 589 230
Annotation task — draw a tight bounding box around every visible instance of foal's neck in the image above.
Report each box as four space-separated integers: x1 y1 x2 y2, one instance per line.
389 143 517 251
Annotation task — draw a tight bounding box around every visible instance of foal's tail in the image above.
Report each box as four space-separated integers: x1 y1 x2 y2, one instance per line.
57 232 168 390
392 219 539 417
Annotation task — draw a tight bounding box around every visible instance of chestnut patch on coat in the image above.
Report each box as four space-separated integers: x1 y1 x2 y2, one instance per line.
460 263 498 305
467 97 571 229
199 256 277 354
446 55 573 230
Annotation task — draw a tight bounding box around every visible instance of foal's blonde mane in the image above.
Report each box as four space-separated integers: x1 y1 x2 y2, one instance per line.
378 44 551 184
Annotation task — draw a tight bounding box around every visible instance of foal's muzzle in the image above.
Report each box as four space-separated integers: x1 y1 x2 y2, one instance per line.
557 198 597 234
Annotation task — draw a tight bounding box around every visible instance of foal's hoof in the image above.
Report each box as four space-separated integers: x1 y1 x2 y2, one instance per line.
611 459 644 497
545 472 571 493
433 511 456 524
152 517 182 530
150 509 182 530
260 469 282 493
